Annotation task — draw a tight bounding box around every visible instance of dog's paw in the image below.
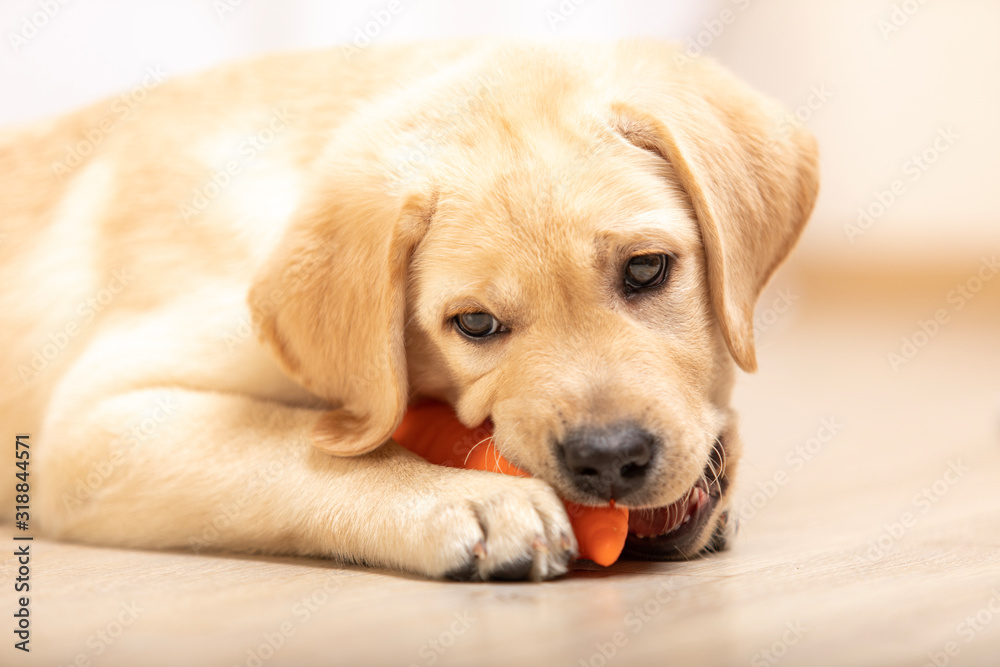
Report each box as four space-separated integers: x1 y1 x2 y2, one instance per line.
414 472 577 582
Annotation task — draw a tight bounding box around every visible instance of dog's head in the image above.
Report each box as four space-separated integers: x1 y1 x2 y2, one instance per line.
251 42 818 560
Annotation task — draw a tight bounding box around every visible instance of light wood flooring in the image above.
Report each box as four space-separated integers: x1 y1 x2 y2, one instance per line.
4 260 1000 667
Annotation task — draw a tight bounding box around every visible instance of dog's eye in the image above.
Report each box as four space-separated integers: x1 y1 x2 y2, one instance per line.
454 312 504 338
623 254 671 292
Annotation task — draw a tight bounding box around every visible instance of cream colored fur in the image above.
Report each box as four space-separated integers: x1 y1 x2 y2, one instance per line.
0 40 817 580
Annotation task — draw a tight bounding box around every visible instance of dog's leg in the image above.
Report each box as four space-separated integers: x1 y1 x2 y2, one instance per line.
35 384 576 581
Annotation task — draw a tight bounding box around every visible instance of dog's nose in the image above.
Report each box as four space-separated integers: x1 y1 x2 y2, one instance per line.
558 424 655 500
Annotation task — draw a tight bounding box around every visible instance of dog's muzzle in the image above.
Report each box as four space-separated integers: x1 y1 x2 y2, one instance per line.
622 435 731 560
556 422 657 500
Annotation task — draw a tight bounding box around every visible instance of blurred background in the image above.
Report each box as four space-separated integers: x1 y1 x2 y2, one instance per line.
2 0 998 503
2 0 998 516
1 0 997 266
3 4 998 664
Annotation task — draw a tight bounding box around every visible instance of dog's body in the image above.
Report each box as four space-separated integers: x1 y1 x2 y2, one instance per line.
0 41 817 580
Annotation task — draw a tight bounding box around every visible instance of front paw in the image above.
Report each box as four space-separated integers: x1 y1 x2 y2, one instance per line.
412 472 577 581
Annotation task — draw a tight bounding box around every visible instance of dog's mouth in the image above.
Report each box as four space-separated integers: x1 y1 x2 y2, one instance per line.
622 436 730 560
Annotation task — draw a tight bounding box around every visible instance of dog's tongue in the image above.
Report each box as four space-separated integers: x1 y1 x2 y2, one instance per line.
628 486 709 537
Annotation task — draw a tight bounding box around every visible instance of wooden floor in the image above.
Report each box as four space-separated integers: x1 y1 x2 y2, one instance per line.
5 261 1000 667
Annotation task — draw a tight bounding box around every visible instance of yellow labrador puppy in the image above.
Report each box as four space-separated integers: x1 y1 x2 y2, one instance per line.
0 40 817 580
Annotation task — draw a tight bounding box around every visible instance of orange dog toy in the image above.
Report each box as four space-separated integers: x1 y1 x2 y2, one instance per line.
392 401 628 566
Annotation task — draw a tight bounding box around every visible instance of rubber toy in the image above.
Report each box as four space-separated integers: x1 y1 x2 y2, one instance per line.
392 401 628 566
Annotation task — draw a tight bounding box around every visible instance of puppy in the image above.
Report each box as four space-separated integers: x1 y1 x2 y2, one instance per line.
0 40 817 581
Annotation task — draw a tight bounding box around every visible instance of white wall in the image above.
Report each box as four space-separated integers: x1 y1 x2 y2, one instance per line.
708 0 1000 265
2 0 996 264
0 0 713 123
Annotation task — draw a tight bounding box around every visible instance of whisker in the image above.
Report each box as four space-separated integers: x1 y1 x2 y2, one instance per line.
707 453 721 488
463 434 494 468
492 437 503 472
474 419 527 474
713 435 727 485
697 427 726 489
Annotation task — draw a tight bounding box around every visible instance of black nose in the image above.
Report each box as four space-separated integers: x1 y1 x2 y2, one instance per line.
557 423 656 500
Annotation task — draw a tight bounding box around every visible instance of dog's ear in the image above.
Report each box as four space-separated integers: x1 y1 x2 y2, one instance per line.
609 47 820 372
249 180 432 456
